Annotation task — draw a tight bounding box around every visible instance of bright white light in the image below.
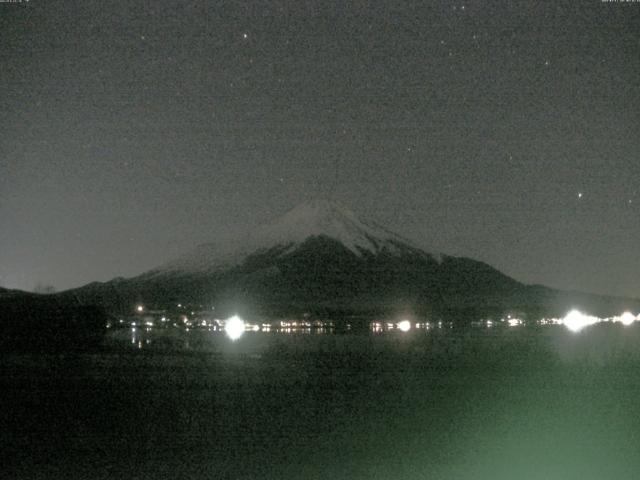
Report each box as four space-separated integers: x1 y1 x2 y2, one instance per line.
618 312 636 326
508 318 520 327
225 315 245 340
136 305 144 312
563 309 598 332
397 320 411 332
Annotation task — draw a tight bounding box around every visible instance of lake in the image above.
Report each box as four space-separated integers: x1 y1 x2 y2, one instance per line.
3 324 640 479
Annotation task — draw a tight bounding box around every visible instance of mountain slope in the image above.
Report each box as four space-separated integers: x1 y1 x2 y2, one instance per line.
60 200 640 320
145 199 438 278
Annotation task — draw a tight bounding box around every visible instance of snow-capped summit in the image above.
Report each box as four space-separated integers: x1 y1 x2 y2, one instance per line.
255 199 421 255
149 199 434 276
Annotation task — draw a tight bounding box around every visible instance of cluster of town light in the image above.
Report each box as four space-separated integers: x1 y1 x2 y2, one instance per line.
218 312 639 337
387 311 639 333
397 320 412 332
133 304 638 338
560 309 639 333
224 315 246 340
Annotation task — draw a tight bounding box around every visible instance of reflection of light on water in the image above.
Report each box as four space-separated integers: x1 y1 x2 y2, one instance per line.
120 309 640 349
225 315 245 340
371 322 383 333
560 310 638 332
563 310 598 332
397 320 411 332
615 312 636 326
539 318 560 326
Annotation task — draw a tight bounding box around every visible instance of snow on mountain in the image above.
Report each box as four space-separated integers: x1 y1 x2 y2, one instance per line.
256 199 422 254
148 199 440 276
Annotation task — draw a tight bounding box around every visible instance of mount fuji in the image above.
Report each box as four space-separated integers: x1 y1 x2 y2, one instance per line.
60 199 638 320
148 199 440 277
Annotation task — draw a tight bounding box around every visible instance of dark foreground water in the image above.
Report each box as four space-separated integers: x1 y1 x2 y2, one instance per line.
3 325 640 479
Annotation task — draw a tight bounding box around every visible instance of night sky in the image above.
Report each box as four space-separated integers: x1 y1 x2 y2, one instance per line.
1 0 638 298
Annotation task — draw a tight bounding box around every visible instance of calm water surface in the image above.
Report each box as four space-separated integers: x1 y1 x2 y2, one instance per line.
3 324 640 479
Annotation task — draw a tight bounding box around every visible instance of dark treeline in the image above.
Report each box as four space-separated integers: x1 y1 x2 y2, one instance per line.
0 291 107 352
